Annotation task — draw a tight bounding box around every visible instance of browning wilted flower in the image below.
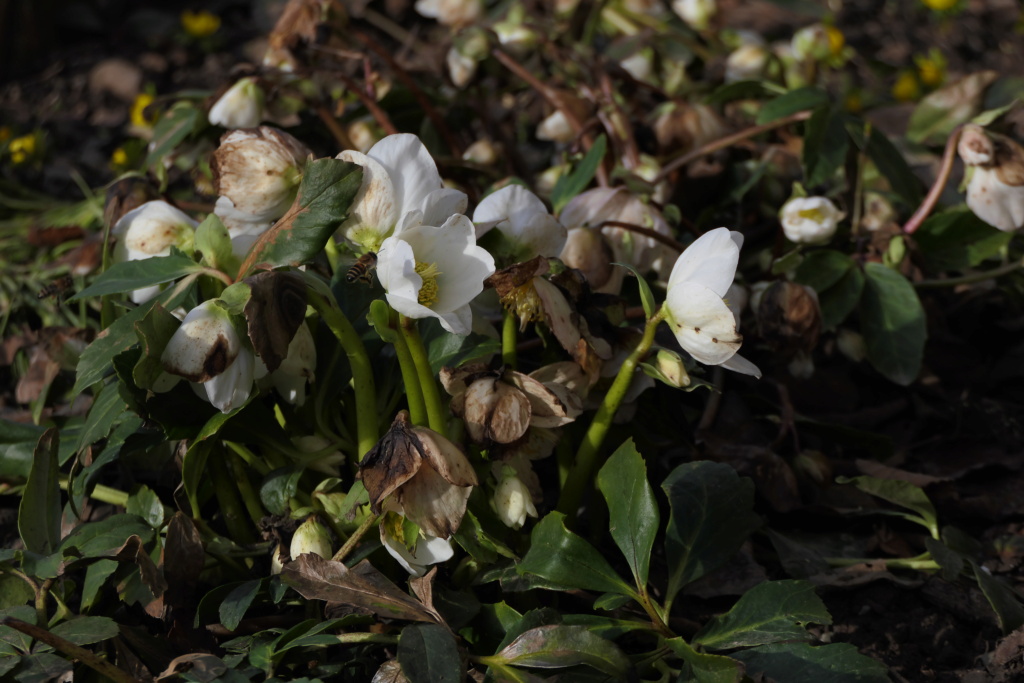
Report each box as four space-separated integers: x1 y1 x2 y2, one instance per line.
441 362 582 445
958 124 1024 232
360 412 478 538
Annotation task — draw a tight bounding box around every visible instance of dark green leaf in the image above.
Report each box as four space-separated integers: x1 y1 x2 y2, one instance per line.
597 439 658 587
75 382 128 453
913 208 1013 272
664 637 743 683
518 513 636 597
972 560 1024 633
756 88 828 125
802 106 849 187
70 255 200 301
859 263 926 386
126 485 165 529
705 80 775 107
219 580 263 633
817 266 865 329
493 625 631 677
80 560 118 613
663 461 760 604
850 126 923 206
238 159 362 278
552 135 608 215
765 530 830 579
48 616 120 646
59 515 154 557
73 279 196 395
694 580 831 650
793 250 855 293
132 303 182 391
145 103 204 168
260 467 305 517
732 642 891 683
10 652 72 683
453 509 516 564
18 430 61 555
924 537 963 582
836 475 938 538
182 441 212 519
0 576 34 610
397 624 462 683
422 319 503 374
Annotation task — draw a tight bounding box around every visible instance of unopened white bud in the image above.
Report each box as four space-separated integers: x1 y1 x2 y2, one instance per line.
537 111 576 143
655 349 691 388
780 196 843 244
725 44 769 83
415 0 483 27
290 516 333 560
491 467 537 529
462 139 499 165
270 543 288 574
672 0 716 30
494 21 537 55
447 47 478 88
209 77 265 129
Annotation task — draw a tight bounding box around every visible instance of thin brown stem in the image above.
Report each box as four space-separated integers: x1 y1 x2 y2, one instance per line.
491 48 609 186
903 125 963 235
315 104 356 152
334 71 399 136
597 220 688 252
654 110 814 183
352 30 462 158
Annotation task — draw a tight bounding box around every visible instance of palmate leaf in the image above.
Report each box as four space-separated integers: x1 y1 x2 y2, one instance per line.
237 158 362 278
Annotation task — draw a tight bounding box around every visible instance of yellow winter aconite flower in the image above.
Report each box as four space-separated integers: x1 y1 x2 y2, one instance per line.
110 147 129 168
921 0 958 10
915 50 947 88
131 93 157 128
181 9 221 37
825 26 845 57
892 72 920 102
9 134 37 164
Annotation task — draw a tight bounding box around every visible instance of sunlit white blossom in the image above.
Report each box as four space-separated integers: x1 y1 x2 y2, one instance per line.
381 528 455 577
780 196 843 244
209 77 265 129
473 185 566 265
112 200 197 304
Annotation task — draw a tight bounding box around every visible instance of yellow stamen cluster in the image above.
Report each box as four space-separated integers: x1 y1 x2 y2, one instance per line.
506 281 544 330
8 135 37 164
796 207 827 224
415 261 443 307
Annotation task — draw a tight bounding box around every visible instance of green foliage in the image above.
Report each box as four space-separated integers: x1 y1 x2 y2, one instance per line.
551 135 608 215
597 439 658 587
859 263 927 386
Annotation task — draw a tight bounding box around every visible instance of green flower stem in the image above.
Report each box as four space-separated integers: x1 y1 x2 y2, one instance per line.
399 315 447 438
58 478 128 507
208 451 256 545
308 289 379 460
332 512 380 564
502 309 518 369
224 441 270 476
915 257 1024 289
226 448 266 526
825 555 940 571
636 586 672 636
391 310 428 427
557 310 665 520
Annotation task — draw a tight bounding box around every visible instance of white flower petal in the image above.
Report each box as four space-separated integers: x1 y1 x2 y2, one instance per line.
381 528 454 577
718 352 762 378
665 282 742 365
336 150 400 249
421 188 469 229
667 227 741 297
203 347 254 413
366 134 444 221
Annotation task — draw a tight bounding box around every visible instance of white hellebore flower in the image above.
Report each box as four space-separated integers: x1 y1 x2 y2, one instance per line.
161 301 254 413
958 124 1024 232
664 228 761 377
473 185 566 265
377 214 496 336
491 466 538 530
414 0 483 27
112 200 197 304
672 0 716 30
780 196 843 244
208 77 265 129
289 517 333 560
337 134 468 252
381 529 455 577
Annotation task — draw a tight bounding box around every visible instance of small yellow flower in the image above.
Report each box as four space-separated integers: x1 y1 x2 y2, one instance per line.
921 0 958 10
825 26 845 57
915 50 947 88
891 71 921 102
9 134 37 164
110 147 129 167
181 9 221 38
131 93 157 128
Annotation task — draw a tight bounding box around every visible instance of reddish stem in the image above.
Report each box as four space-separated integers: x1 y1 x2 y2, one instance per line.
903 125 963 235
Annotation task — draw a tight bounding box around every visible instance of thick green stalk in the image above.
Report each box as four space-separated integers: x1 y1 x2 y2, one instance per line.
226 448 266 526
502 309 518 369
557 311 664 519
332 512 380 564
208 451 256 545
399 315 447 438
307 290 379 459
391 311 429 426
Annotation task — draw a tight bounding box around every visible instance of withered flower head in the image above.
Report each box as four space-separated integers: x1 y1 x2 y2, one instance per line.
958 124 1024 232
757 281 821 358
359 412 478 538
441 362 582 445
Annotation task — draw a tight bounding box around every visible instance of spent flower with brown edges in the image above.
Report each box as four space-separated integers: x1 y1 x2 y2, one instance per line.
360 411 478 538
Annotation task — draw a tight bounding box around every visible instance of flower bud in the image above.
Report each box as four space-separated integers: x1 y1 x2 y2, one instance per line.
270 543 288 574
791 24 833 62
725 44 770 83
536 111 575 143
290 516 333 560
655 349 691 388
861 192 896 232
213 126 311 231
112 200 197 304
792 450 833 487
780 196 843 244
757 281 821 359
672 0 716 30
447 47 478 88
414 0 483 27
619 50 654 83
462 139 499 165
836 327 866 362
491 466 538 529
560 228 615 290
347 120 380 153
209 77 265 129
161 301 254 413
494 13 538 55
